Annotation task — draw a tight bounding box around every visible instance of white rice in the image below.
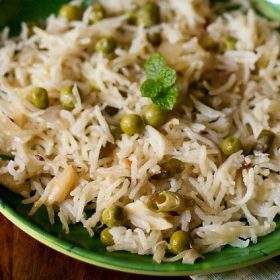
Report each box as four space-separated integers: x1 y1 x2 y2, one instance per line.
1 0 280 264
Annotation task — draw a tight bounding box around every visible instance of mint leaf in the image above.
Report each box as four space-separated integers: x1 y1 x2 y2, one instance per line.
141 53 179 110
140 79 162 98
144 53 176 87
158 67 176 88
144 53 167 80
152 86 179 111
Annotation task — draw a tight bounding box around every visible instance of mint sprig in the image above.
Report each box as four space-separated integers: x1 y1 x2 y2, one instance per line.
141 53 178 110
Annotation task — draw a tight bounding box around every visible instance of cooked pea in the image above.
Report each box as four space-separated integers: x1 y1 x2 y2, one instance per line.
101 205 126 228
153 158 184 179
89 2 105 24
100 228 114 246
110 125 122 140
95 36 117 54
253 129 275 154
162 159 184 176
28 87 49 109
221 136 242 156
220 36 237 52
136 3 160 28
59 86 76 110
169 230 190 255
147 31 162 46
142 104 167 128
120 114 144 136
148 191 187 213
58 5 83 21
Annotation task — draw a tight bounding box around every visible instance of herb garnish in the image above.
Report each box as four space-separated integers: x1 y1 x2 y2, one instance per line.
140 53 178 110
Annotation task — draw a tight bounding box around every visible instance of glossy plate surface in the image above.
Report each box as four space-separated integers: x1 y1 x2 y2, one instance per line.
1 0 280 276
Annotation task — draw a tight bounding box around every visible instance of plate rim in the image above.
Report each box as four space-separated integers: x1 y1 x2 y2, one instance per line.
1 199 280 276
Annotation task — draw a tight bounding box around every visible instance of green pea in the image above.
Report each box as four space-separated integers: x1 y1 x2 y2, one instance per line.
89 2 105 24
101 205 126 228
253 129 275 154
28 87 49 109
220 36 237 52
148 191 187 213
153 159 184 179
95 36 117 54
147 31 162 46
58 5 83 21
221 136 242 156
120 114 144 136
59 86 76 110
110 125 122 140
169 230 190 255
136 3 160 28
100 228 114 246
142 104 167 128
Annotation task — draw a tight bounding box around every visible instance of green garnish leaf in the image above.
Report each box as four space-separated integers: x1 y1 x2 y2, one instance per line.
158 67 177 88
140 79 163 98
152 86 178 111
143 53 167 80
143 53 176 88
0 154 14 161
141 53 178 110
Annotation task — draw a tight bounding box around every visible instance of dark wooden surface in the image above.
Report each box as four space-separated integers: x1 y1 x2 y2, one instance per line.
0 214 189 280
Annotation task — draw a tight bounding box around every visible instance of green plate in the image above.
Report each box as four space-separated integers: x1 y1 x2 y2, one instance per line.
1 188 280 276
1 0 280 276
0 0 70 34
